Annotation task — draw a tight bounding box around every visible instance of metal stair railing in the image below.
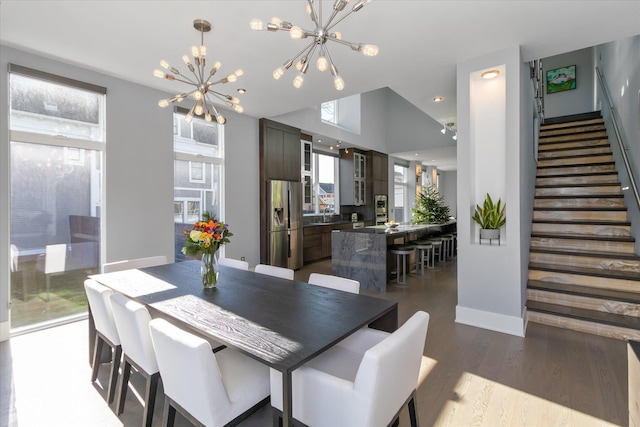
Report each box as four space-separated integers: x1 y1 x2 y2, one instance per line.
595 66 640 213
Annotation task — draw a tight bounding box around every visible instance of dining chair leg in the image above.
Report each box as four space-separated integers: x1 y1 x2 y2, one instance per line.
143 372 160 427
408 393 419 427
90 336 104 382
163 398 176 427
107 345 122 404
115 359 132 414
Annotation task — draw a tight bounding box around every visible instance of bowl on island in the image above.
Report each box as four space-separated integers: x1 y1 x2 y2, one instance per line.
384 221 399 229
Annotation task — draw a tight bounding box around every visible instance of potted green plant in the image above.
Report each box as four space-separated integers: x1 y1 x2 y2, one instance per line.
472 193 506 241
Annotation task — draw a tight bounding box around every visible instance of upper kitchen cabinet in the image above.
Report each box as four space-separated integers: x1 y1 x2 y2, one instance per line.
368 151 388 197
259 119 301 182
340 149 366 206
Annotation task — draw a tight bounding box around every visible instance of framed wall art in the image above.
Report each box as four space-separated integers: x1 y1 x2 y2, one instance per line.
546 65 576 94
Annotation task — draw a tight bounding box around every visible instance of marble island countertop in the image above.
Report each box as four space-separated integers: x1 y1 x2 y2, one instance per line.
334 221 456 235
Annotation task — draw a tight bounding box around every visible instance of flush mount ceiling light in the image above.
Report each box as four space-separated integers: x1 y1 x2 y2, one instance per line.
154 19 244 125
251 0 378 91
481 69 500 79
432 96 444 103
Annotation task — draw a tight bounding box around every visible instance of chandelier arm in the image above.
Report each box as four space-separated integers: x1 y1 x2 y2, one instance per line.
328 37 359 48
326 7 357 32
284 39 317 68
307 0 319 25
171 75 200 86
204 93 221 115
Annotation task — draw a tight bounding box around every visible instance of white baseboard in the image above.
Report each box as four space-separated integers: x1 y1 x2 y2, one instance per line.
455 305 527 337
0 320 9 341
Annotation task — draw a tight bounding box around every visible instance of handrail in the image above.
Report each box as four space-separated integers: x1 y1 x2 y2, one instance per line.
595 66 640 213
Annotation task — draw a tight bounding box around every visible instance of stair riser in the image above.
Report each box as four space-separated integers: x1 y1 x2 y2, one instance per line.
537 164 616 176
538 146 611 159
531 223 630 236
539 124 606 137
540 119 604 131
529 252 640 271
534 197 624 208
539 131 608 143
533 210 627 221
538 155 614 168
535 186 621 197
536 175 618 186
539 139 609 151
531 237 635 254
528 270 640 292
527 311 640 341
528 289 640 317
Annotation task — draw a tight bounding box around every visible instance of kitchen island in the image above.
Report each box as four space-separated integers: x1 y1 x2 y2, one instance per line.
332 222 456 292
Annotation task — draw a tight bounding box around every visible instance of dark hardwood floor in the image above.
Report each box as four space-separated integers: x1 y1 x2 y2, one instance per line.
0 258 628 426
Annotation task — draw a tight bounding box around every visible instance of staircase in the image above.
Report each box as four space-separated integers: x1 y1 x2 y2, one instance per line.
527 111 640 340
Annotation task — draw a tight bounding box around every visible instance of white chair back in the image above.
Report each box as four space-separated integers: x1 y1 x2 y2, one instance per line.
218 257 249 270
10 244 18 272
354 311 429 425
149 318 231 427
84 279 120 345
102 255 168 273
109 293 159 374
254 264 294 280
308 273 360 294
45 244 67 274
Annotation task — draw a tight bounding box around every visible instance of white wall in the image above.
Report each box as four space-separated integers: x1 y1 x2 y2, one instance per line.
543 47 595 119
456 45 529 337
440 170 457 217
0 45 261 339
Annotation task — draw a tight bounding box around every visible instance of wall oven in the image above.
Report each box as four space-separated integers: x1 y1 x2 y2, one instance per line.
374 195 388 225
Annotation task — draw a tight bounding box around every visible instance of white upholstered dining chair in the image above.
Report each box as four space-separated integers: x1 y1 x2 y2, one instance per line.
308 273 360 294
217 257 249 270
254 264 294 280
149 318 271 427
109 293 160 427
84 279 121 405
102 255 168 273
270 311 430 427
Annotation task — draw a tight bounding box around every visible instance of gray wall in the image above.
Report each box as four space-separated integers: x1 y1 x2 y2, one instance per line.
0 45 261 337
440 170 457 218
543 47 595 119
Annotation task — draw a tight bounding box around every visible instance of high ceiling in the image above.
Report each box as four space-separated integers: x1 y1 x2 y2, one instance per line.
2 1 639 169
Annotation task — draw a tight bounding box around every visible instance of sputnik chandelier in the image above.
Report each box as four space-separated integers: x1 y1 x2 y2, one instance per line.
154 19 244 125
250 0 378 91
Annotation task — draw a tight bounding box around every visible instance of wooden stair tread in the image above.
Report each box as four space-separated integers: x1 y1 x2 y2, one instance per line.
528 279 640 302
542 112 603 125
537 161 615 169
529 247 640 260
531 232 635 242
529 262 640 280
534 207 627 211
527 300 640 330
538 142 610 151
537 152 612 160
532 219 630 225
535 194 623 199
536 182 620 188
539 135 609 144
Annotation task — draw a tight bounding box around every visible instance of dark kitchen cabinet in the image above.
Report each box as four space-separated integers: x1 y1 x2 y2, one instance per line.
260 119 301 182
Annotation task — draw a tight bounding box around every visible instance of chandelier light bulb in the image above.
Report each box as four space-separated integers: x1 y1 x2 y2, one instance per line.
273 67 285 80
333 31 342 40
229 96 240 104
199 45 207 57
191 46 200 58
216 114 226 124
316 54 328 72
235 69 244 77
153 69 165 79
193 90 203 100
185 111 194 123
271 17 282 26
334 75 345 91
362 44 379 56
290 26 304 40
226 73 237 82
293 74 305 89
250 18 264 31
295 60 304 71
195 104 204 116
182 55 191 65
306 4 312 14
160 60 170 70
158 99 170 108
233 104 244 113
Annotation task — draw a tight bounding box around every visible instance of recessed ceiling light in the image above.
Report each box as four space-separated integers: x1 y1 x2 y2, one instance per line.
237 88 247 93
432 96 444 102
414 153 418 156
481 70 500 79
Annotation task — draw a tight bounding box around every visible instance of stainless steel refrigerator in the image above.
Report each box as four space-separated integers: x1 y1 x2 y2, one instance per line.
267 180 303 270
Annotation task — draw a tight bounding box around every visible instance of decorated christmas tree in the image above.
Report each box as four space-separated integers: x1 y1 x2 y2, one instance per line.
412 185 451 224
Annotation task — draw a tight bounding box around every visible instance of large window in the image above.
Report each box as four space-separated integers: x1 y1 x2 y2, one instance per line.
321 100 338 124
394 164 408 222
302 145 339 215
8 65 105 332
173 111 224 261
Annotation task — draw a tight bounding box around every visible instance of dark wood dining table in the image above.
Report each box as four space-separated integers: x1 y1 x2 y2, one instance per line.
90 260 398 427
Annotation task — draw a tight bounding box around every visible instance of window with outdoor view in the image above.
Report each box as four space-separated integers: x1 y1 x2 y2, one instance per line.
8 65 105 332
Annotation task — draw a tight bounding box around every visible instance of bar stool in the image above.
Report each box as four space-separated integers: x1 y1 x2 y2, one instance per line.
390 245 415 286
441 234 454 261
411 241 433 276
427 238 444 264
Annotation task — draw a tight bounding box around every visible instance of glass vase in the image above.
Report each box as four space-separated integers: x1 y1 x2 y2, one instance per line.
201 252 218 288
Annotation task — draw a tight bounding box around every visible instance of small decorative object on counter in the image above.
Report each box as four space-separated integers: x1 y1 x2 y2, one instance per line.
182 212 233 288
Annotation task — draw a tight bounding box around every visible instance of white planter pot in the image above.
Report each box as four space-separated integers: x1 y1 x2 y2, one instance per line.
479 228 500 240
